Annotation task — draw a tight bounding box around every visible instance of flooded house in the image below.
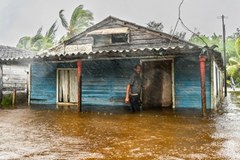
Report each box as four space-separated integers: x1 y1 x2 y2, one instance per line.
0 45 34 102
27 16 224 111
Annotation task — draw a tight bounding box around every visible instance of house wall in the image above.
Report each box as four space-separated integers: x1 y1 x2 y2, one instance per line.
211 61 224 109
69 20 185 52
174 55 211 109
82 59 138 106
2 64 28 94
30 56 213 109
30 63 57 104
30 59 138 105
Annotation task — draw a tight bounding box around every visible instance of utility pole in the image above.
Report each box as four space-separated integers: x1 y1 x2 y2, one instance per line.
218 15 227 97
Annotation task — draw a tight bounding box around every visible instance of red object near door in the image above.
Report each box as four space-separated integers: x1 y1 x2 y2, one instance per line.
199 54 207 116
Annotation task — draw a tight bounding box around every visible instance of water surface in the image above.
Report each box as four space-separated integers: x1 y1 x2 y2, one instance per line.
0 94 240 159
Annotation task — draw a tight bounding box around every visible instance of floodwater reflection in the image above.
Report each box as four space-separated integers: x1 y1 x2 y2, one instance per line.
0 94 240 159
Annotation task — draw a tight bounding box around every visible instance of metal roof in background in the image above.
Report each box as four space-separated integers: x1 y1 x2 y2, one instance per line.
0 45 35 61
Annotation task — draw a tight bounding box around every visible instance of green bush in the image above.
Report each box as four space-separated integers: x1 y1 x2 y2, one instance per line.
1 95 13 108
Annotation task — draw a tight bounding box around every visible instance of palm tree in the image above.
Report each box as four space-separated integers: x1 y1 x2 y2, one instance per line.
32 21 58 51
59 4 93 42
227 37 240 84
17 21 58 52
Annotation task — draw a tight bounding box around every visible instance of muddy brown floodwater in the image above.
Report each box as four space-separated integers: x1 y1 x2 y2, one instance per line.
0 93 240 160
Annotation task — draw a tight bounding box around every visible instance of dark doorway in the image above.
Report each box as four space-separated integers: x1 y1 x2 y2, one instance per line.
142 60 172 109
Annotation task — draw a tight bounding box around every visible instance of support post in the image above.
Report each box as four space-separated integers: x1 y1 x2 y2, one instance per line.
0 65 2 104
199 54 207 117
77 60 82 112
27 64 31 106
222 15 227 97
12 88 16 106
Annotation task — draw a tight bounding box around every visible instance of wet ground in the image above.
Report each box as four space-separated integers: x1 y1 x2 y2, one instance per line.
0 93 240 159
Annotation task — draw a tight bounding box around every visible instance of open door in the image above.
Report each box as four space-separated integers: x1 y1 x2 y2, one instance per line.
142 60 173 109
57 69 78 104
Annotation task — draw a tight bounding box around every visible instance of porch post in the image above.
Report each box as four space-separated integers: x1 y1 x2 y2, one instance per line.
199 54 207 116
0 65 2 103
77 60 82 112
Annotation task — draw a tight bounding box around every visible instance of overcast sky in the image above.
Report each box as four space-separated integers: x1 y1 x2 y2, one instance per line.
0 0 239 47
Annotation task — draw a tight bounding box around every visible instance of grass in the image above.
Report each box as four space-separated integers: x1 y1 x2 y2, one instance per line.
1 94 14 108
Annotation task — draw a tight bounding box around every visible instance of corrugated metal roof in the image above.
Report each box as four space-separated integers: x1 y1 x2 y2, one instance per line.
0 44 223 70
0 45 35 61
0 45 200 60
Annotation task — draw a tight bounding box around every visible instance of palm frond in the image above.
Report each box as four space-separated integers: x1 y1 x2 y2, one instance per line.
59 9 69 30
227 65 238 77
229 57 240 65
45 20 58 40
235 37 240 57
70 5 84 27
16 36 32 50
36 26 43 36
31 34 44 45
58 35 67 43
32 37 52 51
70 5 93 35
32 39 44 51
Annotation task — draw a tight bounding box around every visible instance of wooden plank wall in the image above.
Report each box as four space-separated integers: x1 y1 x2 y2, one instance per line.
30 60 138 106
71 22 181 51
82 59 139 106
30 56 213 109
174 55 211 109
30 63 57 104
2 65 28 94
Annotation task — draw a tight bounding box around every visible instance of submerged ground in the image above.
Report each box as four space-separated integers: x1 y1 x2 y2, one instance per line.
0 92 240 159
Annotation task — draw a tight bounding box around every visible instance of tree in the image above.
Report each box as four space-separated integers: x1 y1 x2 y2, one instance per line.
169 29 186 40
17 21 58 52
188 31 240 85
146 21 164 32
227 37 240 84
59 4 94 42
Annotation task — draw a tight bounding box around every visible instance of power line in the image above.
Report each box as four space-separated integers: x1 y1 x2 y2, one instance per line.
179 18 207 46
168 0 208 47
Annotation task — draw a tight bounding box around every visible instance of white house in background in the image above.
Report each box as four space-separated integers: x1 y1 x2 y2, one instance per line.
0 45 34 101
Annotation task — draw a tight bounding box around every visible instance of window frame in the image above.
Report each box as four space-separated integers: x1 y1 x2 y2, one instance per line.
93 33 130 47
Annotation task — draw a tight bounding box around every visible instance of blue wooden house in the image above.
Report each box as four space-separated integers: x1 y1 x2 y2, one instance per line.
28 16 224 110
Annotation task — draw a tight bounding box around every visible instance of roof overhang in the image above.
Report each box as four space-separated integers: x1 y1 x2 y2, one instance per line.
0 45 223 71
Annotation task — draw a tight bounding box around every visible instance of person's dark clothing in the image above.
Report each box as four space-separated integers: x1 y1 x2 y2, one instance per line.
128 72 142 112
129 73 142 94
130 95 141 112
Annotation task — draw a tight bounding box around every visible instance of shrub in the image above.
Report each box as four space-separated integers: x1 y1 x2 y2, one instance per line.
1 94 13 108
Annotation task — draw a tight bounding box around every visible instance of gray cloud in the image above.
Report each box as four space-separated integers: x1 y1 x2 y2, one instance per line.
0 0 239 46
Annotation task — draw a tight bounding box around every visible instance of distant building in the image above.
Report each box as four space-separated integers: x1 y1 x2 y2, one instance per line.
0 45 34 102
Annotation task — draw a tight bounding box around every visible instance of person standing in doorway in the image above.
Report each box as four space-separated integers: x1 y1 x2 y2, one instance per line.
125 64 142 112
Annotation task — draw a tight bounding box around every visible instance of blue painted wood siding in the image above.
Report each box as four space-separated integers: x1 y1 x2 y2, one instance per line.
30 60 138 105
31 57 211 108
30 63 57 104
174 56 211 109
82 59 139 106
